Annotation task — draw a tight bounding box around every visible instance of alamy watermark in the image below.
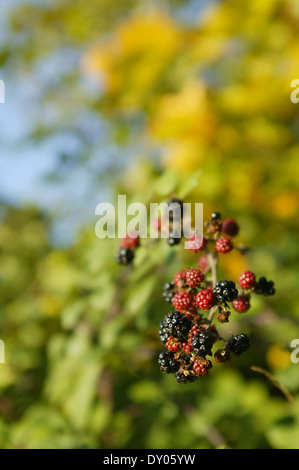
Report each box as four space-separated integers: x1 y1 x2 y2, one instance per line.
290 339 299 364
0 79 5 104
290 79 299 104
95 196 203 249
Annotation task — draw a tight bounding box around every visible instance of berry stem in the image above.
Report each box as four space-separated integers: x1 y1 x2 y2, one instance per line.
205 248 218 288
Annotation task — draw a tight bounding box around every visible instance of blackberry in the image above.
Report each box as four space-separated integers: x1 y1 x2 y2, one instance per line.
172 292 192 311
166 197 184 222
186 234 206 252
193 358 212 376
215 236 233 254
162 281 176 303
174 269 188 287
191 331 213 357
213 280 238 304
226 333 250 356
196 288 215 310
232 294 250 313
120 232 140 250
175 371 198 383
198 254 209 272
238 271 256 289
174 354 197 384
158 311 192 343
185 268 204 288
222 218 239 236
158 351 180 374
115 247 134 265
167 230 181 246
254 277 275 296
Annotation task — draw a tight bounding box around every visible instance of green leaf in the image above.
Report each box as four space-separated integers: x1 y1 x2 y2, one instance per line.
177 170 202 199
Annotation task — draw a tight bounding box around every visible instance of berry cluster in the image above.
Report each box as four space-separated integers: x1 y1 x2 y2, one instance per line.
116 231 140 265
114 202 276 384
157 210 276 383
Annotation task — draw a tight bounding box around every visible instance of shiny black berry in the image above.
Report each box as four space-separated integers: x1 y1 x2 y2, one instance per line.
213 280 238 304
211 211 221 220
191 331 213 357
162 281 176 303
158 311 192 343
226 333 250 356
115 247 134 265
158 351 180 374
167 231 181 246
254 277 275 296
166 198 184 222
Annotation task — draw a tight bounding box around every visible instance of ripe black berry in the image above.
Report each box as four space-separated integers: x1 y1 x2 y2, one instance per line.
162 282 176 303
174 354 197 383
115 247 134 265
158 351 180 374
211 212 221 220
166 198 184 222
167 231 181 246
254 277 275 296
226 333 250 356
191 331 213 357
158 311 192 343
213 280 238 304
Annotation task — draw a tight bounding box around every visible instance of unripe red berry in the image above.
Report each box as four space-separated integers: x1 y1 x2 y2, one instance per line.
172 292 192 311
186 234 206 253
196 288 215 310
120 232 140 250
165 336 180 352
193 358 212 376
185 268 204 288
222 218 239 236
238 271 256 289
174 269 188 286
215 236 233 254
232 295 250 313
197 254 209 272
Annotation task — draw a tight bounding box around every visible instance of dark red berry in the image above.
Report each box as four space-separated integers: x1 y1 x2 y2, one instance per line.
215 237 233 254
238 271 256 289
232 294 250 313
185 268 204 288
222 218 239 236
196 288 215 310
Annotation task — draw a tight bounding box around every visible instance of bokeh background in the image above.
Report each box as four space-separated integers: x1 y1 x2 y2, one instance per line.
0 0 299 449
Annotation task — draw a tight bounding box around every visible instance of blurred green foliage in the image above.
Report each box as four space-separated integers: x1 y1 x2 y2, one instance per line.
1 0 299 449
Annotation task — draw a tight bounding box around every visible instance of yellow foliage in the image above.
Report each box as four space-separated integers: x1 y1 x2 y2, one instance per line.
149 80 216 140
266 344 291 371
271 192 299 219
81 11 182 110
220 249 249 280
